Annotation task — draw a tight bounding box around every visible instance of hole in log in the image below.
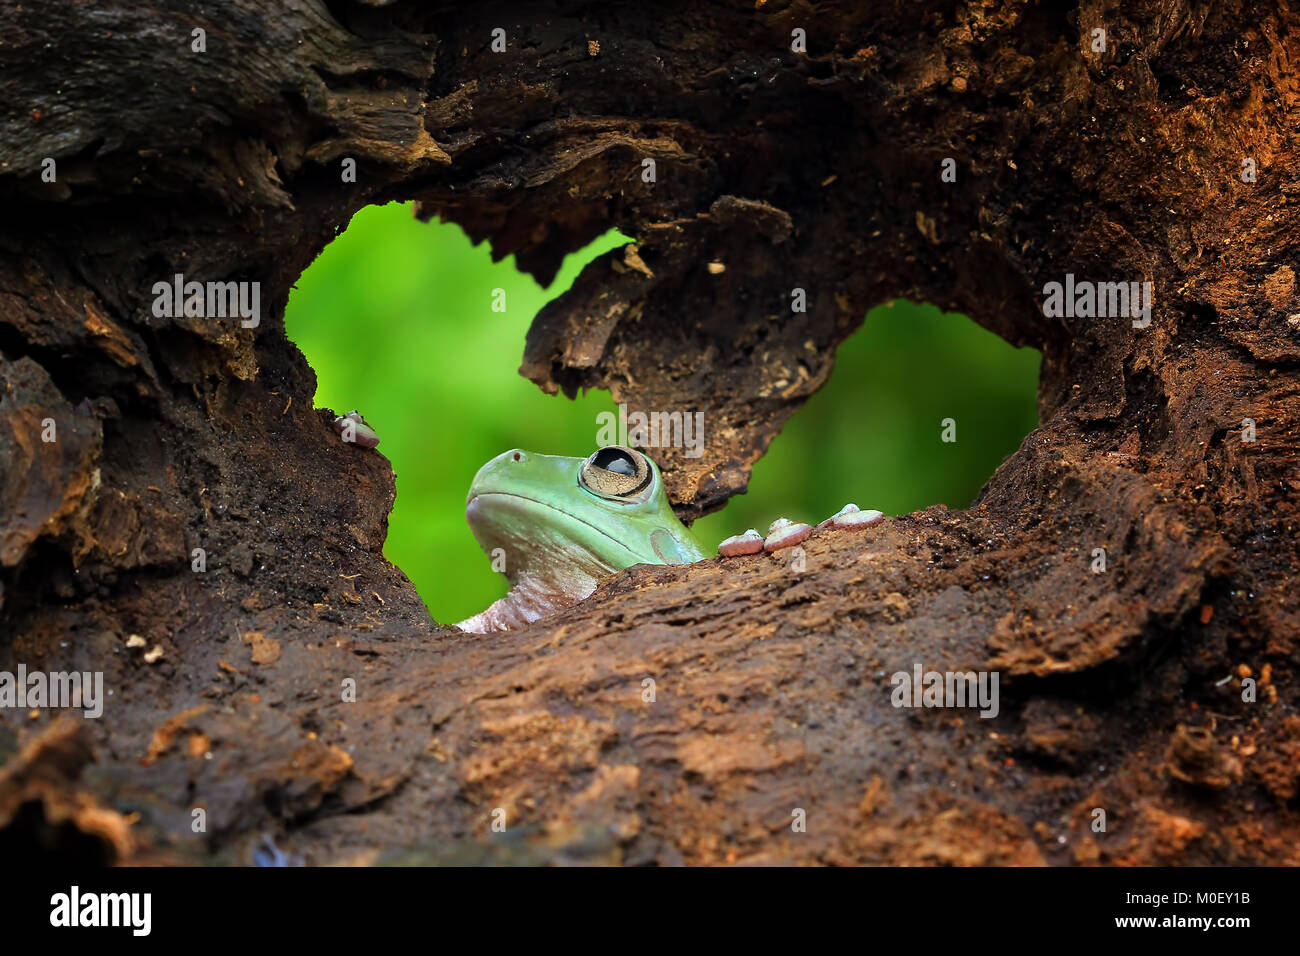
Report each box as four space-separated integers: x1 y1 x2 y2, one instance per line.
286 202 1040 623
285 202 624 623
693 302 1041 546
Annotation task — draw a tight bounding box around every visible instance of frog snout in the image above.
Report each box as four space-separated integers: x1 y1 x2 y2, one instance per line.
492 448 528 470
466 448 529 504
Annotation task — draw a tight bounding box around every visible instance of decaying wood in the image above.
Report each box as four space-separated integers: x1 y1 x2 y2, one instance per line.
1 0 1298 865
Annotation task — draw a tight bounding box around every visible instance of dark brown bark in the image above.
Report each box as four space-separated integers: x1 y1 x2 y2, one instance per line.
1 0 1297 865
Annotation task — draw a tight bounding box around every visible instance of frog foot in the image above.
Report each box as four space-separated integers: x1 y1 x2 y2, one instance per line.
718 528 765 556
764 518 813 551
717 518 811 555
332 409 380 449
815 502 884 530
718 505 883 557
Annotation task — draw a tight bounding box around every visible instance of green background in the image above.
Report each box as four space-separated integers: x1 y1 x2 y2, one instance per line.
285 202 1041 625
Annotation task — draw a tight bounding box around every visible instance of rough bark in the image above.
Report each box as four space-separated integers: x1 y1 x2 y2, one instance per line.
1 0 1298 865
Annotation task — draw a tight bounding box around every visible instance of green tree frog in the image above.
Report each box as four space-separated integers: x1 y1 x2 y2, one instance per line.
457 445 882 632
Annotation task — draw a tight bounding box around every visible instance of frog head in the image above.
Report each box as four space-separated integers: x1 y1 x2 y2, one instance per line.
459 445 704 631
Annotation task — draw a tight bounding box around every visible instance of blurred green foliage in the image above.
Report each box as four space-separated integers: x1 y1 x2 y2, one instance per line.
285 202 1041 624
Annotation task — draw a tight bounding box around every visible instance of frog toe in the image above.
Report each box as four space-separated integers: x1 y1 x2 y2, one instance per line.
816 503 884 531
764 518 812 551
719 529 765 556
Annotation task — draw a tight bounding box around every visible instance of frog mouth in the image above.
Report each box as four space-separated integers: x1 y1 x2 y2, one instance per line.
465 492 641 563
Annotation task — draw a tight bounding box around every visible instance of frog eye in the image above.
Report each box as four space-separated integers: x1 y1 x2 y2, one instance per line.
579 446 654 500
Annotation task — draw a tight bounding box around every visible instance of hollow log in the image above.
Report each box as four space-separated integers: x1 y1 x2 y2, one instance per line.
1 0 1297 865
